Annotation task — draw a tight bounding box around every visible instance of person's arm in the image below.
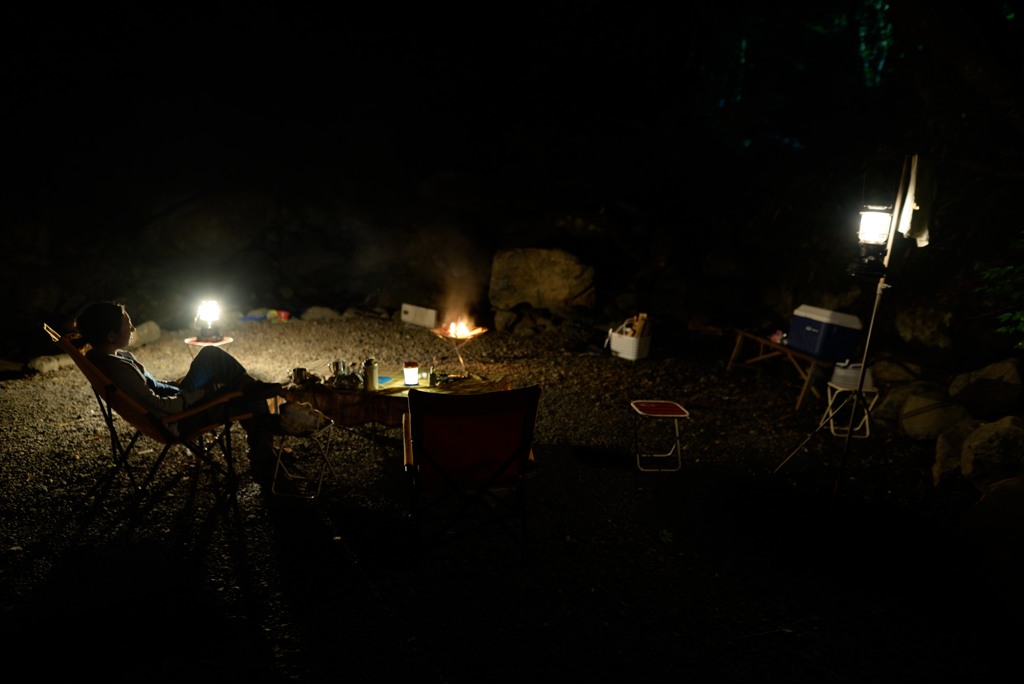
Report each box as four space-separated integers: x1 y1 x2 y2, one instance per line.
88 351 204 416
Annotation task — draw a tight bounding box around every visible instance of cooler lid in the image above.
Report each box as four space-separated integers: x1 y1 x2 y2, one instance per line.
793 304 862 330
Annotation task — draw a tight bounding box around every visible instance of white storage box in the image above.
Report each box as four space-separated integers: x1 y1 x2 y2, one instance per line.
400 303 437 328
788 305 862 361
609 332 651 361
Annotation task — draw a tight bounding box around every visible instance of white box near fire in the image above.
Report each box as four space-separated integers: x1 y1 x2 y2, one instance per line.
400 303 437 328
609 331 651 361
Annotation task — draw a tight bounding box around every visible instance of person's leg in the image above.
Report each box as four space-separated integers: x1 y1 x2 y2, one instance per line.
242 401 280 489
177 392 278 487
177 346 250 393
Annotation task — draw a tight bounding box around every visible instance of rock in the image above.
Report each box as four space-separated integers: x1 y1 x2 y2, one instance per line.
130 320 162 346
492 309 518 332
894 306 953 349
959 475 1024 615
873 380 941 430
489 248 595 314
24 356 58 374
300 306 344 320
873 358 922 384
948 357 1021 417
899 390 971 440
932 418 981 487
961 416 1024 492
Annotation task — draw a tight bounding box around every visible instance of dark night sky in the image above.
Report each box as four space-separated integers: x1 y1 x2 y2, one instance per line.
9 2 1024 241
6 2 1024 362
5 3 884 220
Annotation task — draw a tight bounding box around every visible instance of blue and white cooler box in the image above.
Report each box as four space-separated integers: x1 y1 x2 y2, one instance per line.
788 305 863 361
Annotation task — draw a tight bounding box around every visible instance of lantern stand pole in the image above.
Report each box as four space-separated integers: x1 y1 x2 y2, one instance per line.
773 273 893 506
774 156 911 513
830 156 910 515
829 273 887 509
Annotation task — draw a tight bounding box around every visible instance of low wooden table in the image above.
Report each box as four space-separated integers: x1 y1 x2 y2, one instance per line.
726 330 834 411
281 374 514 463
281 373 512 428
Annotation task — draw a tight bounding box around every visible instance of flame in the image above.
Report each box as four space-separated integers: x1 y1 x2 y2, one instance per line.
446 319 486 339
433 317 487 339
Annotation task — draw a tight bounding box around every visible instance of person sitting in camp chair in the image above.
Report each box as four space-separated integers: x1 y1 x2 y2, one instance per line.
72 301 282 488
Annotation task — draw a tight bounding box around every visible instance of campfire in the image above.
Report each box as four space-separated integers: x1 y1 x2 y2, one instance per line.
431 317 488 375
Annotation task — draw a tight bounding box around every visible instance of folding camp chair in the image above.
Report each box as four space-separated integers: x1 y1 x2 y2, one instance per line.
403 385 541 552
44 323 255 492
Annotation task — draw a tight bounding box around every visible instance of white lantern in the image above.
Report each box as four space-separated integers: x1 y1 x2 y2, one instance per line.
403 361 419 386
195 300 223 342
858 205 893 245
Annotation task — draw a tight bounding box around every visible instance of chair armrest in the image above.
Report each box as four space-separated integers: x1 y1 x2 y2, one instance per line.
160 390 246 426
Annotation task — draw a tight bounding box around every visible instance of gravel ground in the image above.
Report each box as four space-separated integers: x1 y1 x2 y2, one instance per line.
0 312 1015 682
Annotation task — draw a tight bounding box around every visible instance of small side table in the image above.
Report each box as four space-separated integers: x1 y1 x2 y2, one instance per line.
630 400 691 472
184 336 234 358
819 382 880 438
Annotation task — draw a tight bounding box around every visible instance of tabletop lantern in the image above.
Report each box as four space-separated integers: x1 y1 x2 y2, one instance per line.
404 361 419 386
195 299 223 343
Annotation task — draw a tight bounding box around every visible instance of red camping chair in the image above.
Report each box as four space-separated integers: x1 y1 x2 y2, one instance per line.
403 385 542 552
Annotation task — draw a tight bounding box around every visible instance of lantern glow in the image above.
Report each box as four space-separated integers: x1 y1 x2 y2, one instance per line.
195 300 223 342
858 206 894 245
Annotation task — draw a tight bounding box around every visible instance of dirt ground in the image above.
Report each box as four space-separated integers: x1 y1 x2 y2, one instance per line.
0 316 1018 682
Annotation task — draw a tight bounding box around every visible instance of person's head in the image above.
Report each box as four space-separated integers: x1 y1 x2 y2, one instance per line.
73 301 134 349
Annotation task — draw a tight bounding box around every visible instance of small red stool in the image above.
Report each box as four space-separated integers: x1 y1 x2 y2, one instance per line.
630 400 690 472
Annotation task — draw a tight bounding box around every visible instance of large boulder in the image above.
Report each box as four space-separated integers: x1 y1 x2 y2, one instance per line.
489 248 596 315
898 388 970 440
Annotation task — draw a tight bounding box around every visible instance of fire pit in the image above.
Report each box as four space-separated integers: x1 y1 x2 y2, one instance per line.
431 319 487 375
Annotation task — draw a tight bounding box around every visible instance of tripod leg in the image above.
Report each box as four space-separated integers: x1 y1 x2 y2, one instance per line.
773 390 858 474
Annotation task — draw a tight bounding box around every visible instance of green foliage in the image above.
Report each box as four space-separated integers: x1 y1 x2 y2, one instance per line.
856 0 893 88
977 232 1024 350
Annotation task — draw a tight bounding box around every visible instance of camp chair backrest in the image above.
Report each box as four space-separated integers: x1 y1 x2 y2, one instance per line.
407 385 541 492
44 323 172 443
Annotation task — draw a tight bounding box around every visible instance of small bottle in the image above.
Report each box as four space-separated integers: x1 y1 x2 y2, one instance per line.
362 358 378 391
428 366 438 387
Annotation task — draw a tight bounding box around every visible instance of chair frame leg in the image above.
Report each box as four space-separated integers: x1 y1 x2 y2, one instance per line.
630 400 690 473
271 425 336 499
634 416 683 472
818 384 879 440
